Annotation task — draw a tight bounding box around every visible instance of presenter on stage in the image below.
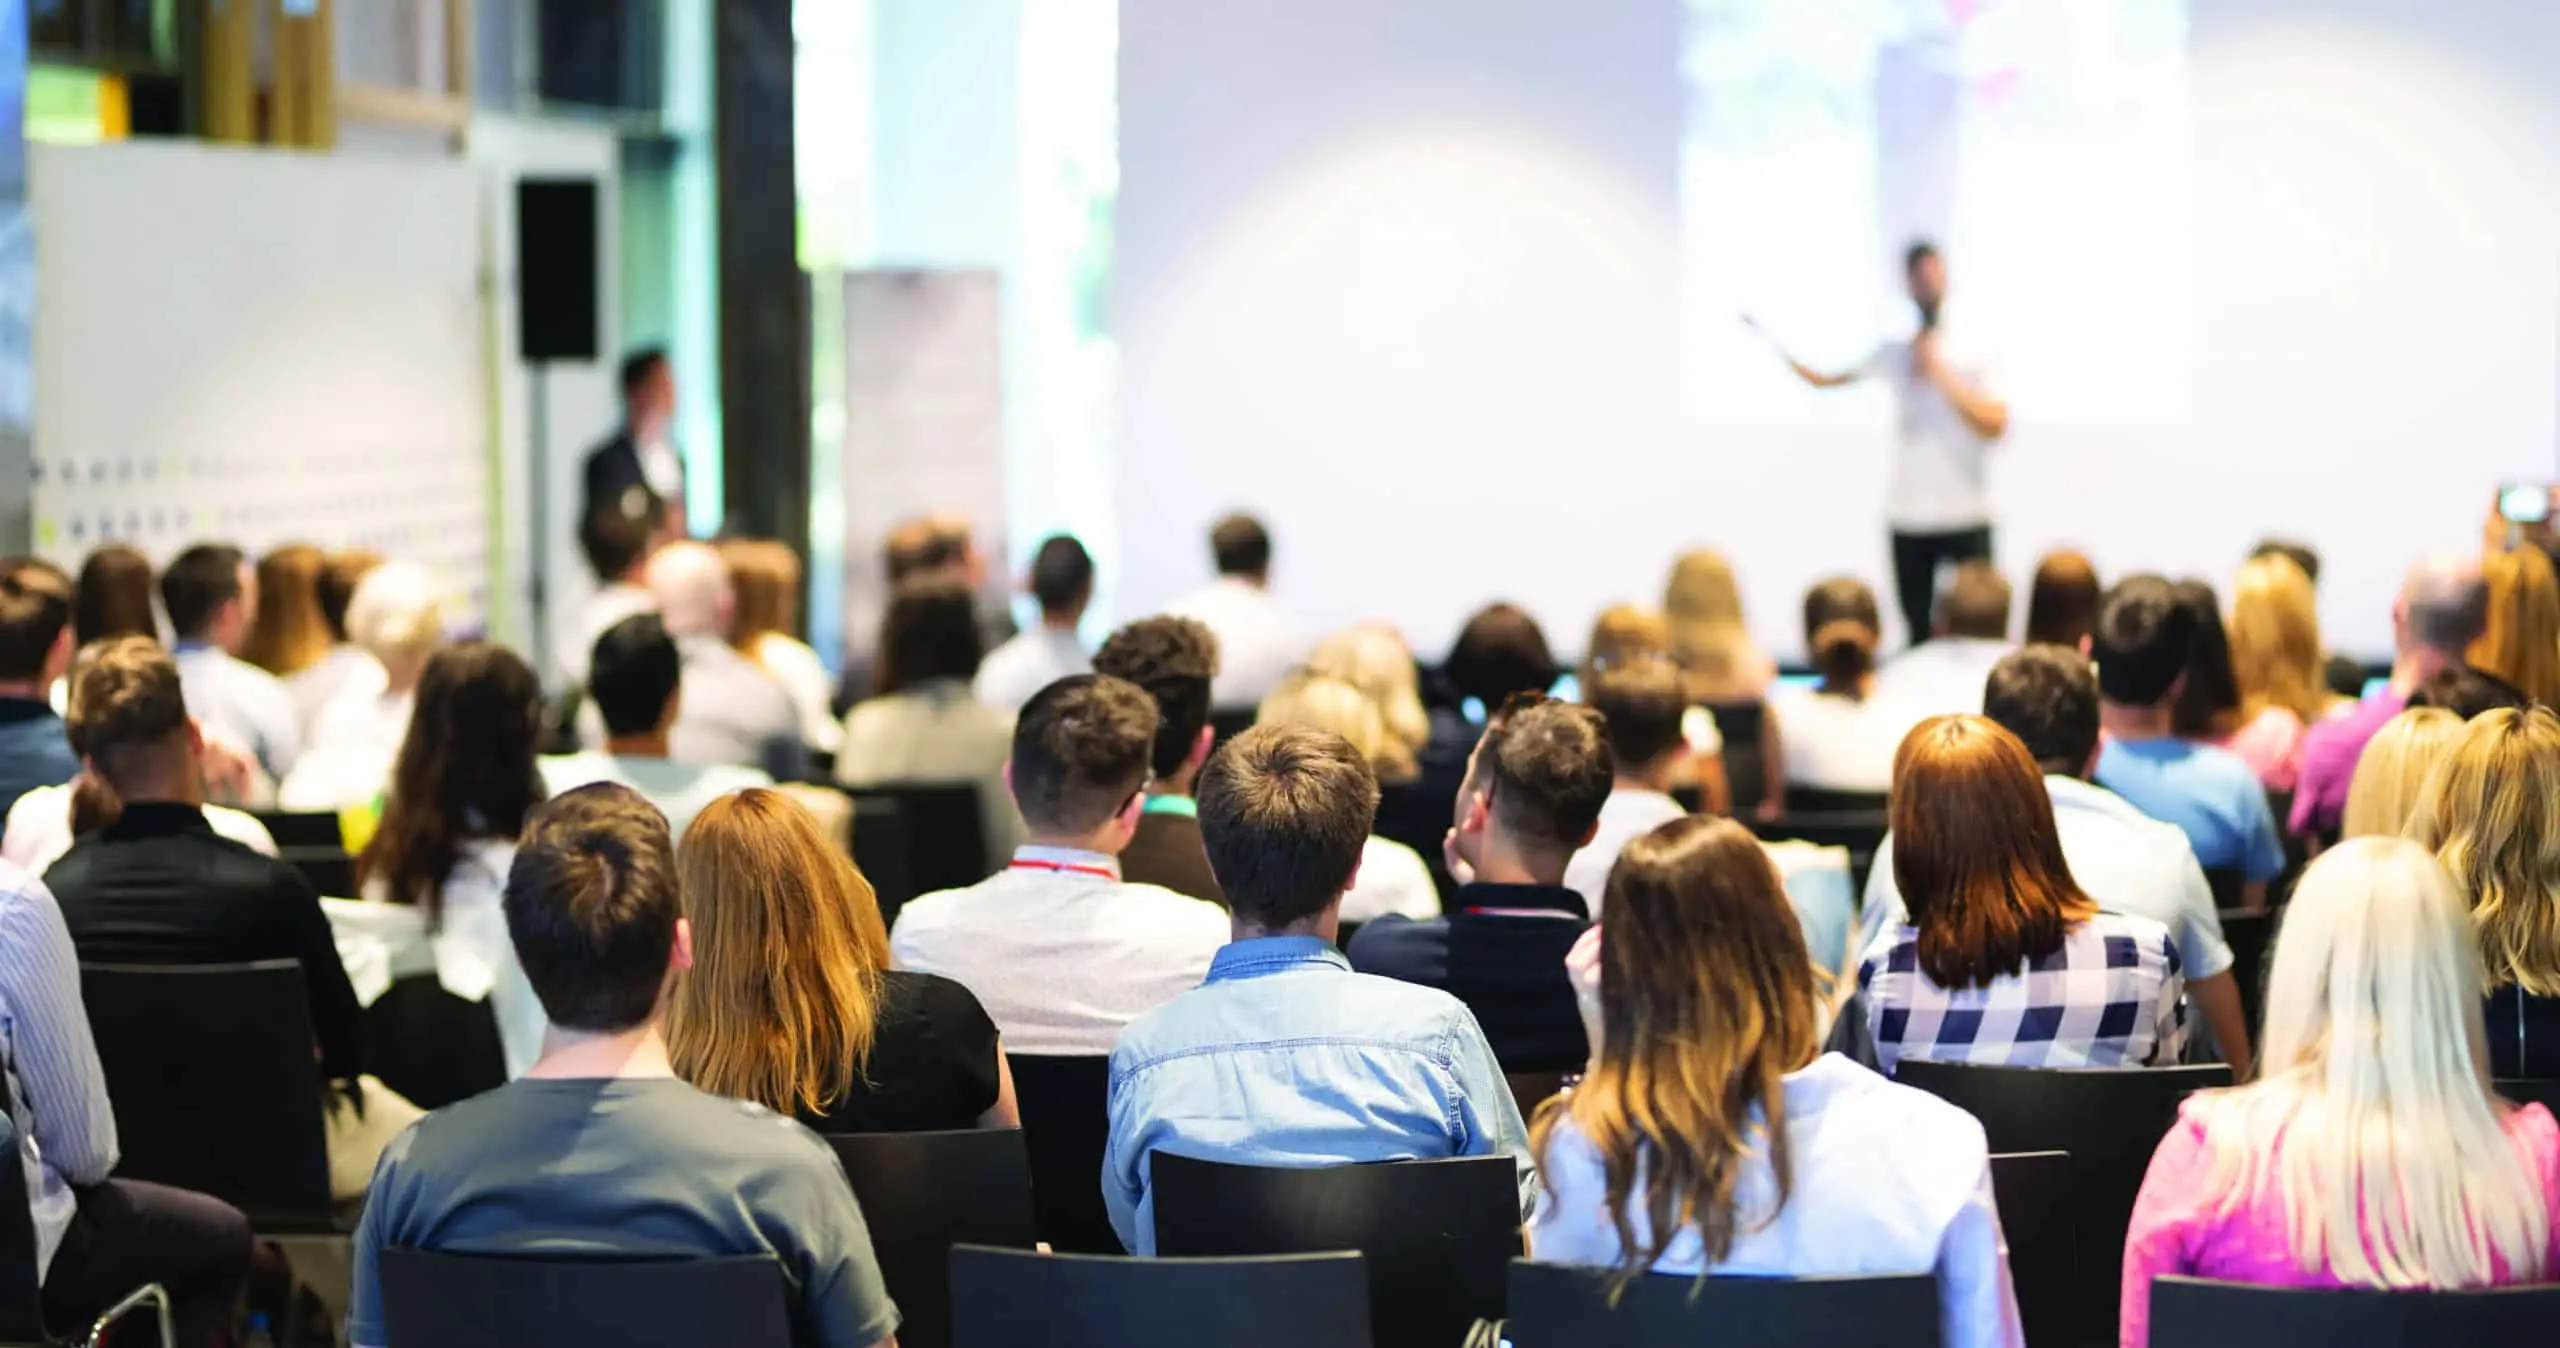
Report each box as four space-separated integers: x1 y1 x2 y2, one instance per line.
1756 241 2008 647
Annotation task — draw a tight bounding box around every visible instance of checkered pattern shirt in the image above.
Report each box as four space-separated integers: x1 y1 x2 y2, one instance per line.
1858 910 2185 1076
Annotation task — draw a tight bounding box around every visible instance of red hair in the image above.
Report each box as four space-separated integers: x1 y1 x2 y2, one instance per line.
1889 715 2096 989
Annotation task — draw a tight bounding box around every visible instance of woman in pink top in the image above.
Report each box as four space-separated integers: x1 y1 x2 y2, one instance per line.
2120 837 2560 1347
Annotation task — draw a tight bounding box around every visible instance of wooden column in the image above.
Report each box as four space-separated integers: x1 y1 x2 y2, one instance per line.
198 0 257 142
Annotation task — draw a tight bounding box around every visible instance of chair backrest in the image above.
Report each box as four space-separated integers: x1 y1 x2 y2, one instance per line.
849 783 990 899
1150 1152 1521 1348
1003 1055 1120 1253
2147 1276 2560 1347
1779 788 1889 816
363 972 510 1111
252 810 345 850
2494 1078 2560 1114
1505 1072 1570 1119
1504 1259 1940 1348
1750 811 1891 895
2217 909 2278 1048
826 1129 1039 1348
1987 1150 2074 1348
286 849 357 899
847 792 918 922
948 1244 1371 1348
79 960 334 1230
0 1113 50 1345
379 1249 791 1348
2202 867 2247 912
1205 708 1257 752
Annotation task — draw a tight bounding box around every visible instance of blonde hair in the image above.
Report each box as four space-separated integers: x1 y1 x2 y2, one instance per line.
2340 708 2463 840
242 544 331 676
2230 554 2329 724
2185 837 2547 1288
1257 673 1407 785
667 788 891 1118
1663 549 1766 700
2469 547 2560 708
343 562 447 670
1303 623 1429 769
2406 707 2560 997
1581 604 1670 683
720 538 804 655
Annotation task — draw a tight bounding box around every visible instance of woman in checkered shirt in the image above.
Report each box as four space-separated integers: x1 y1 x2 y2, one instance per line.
1859 715 2185 1075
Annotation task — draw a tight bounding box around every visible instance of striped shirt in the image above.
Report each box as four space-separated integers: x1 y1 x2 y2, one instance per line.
1858 910 2185 1076
0 862 118 1276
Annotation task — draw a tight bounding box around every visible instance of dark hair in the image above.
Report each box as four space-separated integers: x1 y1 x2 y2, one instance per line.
1093 616 1219 778
619 347 669 403
1937 562 2011 640
505 784 680 1033
1904 239 1940 273
1210 514 1272 578
2091 575 2197 707
1587 658 1688 771
360 643 548 928
0 559 73 683
1445 603 1559 708
2168 579 2242 738
1028 535 1095 616
1471 695 1614 853
73 545 157 648
580 506 656 584
1010 674 1159 833
1802 577 1881 694
877 578 984 694
2409 665 2531 720
1197 723 1379 929
1983 646 2100 776
1890 716 2096 989
2250 539 2321 587
2023 550 2101 647
885 518 972 585
158 544 245 640
589 614 682 737
315 549 381 643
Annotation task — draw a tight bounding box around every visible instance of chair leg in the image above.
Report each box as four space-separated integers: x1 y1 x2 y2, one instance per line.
78 1282 172 1348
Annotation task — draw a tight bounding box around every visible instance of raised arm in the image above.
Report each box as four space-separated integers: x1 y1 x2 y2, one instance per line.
1744 314 1864 389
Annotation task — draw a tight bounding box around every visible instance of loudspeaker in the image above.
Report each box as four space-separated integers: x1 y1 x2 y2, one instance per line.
515 178 599 363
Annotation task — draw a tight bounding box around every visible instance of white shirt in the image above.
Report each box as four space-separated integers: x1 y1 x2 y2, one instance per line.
540 752 772 844
287 644 384 740
1340 835 1441 925
1873 638 2013 719
173 644 303 781
838 680 1026 859
0 785 277 876
1164 577 1305 711
974 626 1092 714
749 633 845 756
326 838 548 1079
637 433 685 500
1563 789 1689 918
1769 684 1916 794
558 581 659 689
277 687 415 811
1864 323 1999 530
889 845 1230 1055
1860 773 2234 981
1530 1053 2021 1348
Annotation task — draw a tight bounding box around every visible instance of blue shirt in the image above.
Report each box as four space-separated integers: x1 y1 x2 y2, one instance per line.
0 699 79 822
2093 737 2285 881
1103 935 1537 1254
172 642 303 782
0 863 119 1277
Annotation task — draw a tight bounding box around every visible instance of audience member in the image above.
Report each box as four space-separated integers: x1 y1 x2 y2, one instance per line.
1305 622 1432 782
545 615 770 841
1864 648 2250 1071
836 577 1022 857
1255 674 1440 922
280 561 445 810
161 542 301 780
975 534 1095 713
1562 659 1690 917
646 540 808 782
0 559 78 817
1092 616 1225 905
2090 576 2284 904
2023 548 2101 647
884 513 983 588
1104 723 1534 1253
293 547 385 735
1768 577 1904 796
1875 560 2012 715
71 544 155 649
2167 578 2244 739
1530 817 2020 1348
670 788 1016 1133
346 784 900 1348
1167 513 1305 712
2338 707 2463 840
2251 538 2370 699
2224 553 2331 791
242 544 330 679
1662 552 1778 812
1860 715 2185 1075
720 537 844 758
888 675 1228 1054
560 505 660 690
2120 838 2559 1347
1581 605 1731 815
2470 545 2560 707
2408 663 2530 719
2291 552 2486 836
1401 602 1561 898
1579 604 1668 687
2407 707 2560 1080
1348 695 1610 1071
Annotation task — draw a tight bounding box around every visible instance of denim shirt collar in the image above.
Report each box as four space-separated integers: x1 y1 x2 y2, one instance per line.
1205 935 1348 984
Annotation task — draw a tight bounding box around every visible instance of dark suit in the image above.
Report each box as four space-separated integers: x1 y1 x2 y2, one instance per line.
582 426 677 524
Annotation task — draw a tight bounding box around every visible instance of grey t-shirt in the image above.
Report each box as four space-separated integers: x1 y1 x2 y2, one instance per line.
347 1077 898 1348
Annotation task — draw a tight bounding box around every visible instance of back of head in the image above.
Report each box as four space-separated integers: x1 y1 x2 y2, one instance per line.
242 544 329 676
884 515 974 586
2340 707 2463 840
1093 616 1218 778
316 548 382 643
2407 665 2529 720
1982 646 2100 776
667 788 889 1115
1028 535 1095 618
1445 603 1559 709
1586 658 1688 776
1257 673 1401 782
1936 561 2012 641
505 783 679 1034
2401 552 2490 658
2091 574 2197 707
1662 549 1750 687
158 543 244 642
1304 623 1430 757
1209 513 1272 580
2229 553 2327 724
1473 696 1614 856
645 540 732 640
619 347 669 409
718 538 802 648
0 558 74 684
876 577 984 694
2469 546 2560 706
2023 550 2101 648
2167 578 2242 738
74 545 157 648
1010 674 1159 834
343 561 448 670
590 614 682 739
2407 706 2560 997
2251 538 2322 587
65 636 190 790
1197 723 1379 930
579 506 657 587
1889 715 2093 988
1800 577 1881 693
1581 604 1670 679
363 642 547 921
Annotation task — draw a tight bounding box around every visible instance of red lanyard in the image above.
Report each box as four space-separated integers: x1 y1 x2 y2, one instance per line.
1009 859 1117 880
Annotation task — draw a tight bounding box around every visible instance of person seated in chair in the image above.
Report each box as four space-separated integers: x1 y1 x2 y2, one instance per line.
1104 723 1534 1253
345 784 901 1348
1092 616 1226 906
544 615 770 842
0 557 79 819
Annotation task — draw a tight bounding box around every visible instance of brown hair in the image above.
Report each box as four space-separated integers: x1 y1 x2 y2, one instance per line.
1534 816 1821 1284
0 558 73 683
1586 657 1688 772
241 544 331 676
1009 674 1159 833
503 784 681 1033
1581 604 1669 688
1198 723 1379 930
1937 562 2013 640
1444 603 1559 708
1889 715 2097 989
1663 548 1763 699
358 643 548 926
63 636 192 837
2407 707 2560 997
2023 550 2101 648
876 577 984 694
668 789 892 1117
315 548 381 643
2470 547 2560 709
1802 577 1881 694
1095 616 1221 778
72 545 156 648
720 538 804 653
1470 695 1614 853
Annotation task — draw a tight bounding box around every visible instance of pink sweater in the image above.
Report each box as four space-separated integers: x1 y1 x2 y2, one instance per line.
2120 1100 2560 1348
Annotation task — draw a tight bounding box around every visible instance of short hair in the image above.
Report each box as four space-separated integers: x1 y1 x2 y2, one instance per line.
1904 239 1940 273
580 506 655 585
590 614 682 737
2251 539 2321 586
316 549 381 642
505 784 680 1034
619 347 669 402
876 578 984 694
1029 535 1095 615
1983 646 2100 776
2091 575 2196 707
1471 696 1613 852
1093 617 1219 777
1210 514 1272 578
1009 674 1159 833
1937 562 2012 639
1586 658 1688 771
159 544 245 639
73 545 157 648
2408 665 2529 720
0 558 74 682
1445 603 1559 708
2023 550 2101 648
884 516 973 585
1197 723 1379 928
63 636 190 784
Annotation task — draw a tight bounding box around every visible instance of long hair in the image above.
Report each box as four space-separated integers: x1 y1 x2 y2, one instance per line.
1533 816 1822 1286
2186 837 2547 1287
72 545 157 647
2340 708 2463 840
2406 707 2560 997
2169 579 2244 739
241 544 330 676
1304 622 1430 771
1663 549 1764 699
1890 715 2096 988
2469 547 2560 709
357 642 547 927
720 538 804 656
1258 673 1409 787
667 789 892 1117
2229 553 2330 725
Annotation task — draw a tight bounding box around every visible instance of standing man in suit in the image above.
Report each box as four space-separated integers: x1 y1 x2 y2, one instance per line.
583 347 685 536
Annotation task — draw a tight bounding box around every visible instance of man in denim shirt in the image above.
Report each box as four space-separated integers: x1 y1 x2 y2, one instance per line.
1103 724 1535 1253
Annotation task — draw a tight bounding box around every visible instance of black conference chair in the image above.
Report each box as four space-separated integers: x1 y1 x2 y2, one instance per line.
362 974 508 1111
847 784 991 899
0 1113 174 1348
2495 1078 2560 1114
2147 1275 2560 1347
1150 1153 1520 1348
1206 709 1258 752
1505 1259 1939 1348
826 1130 1038 1348
1505 1072 1570 1119
846 792 918 922
378 1250 789 1348
252 811 344 850
1003 1056 1120 1253
949 1245 1371 1348
79 961 335 1233
2216 908 2278 1049
2201 867 2248 912
1988 1150 2075 1348
1780 787 1889 816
